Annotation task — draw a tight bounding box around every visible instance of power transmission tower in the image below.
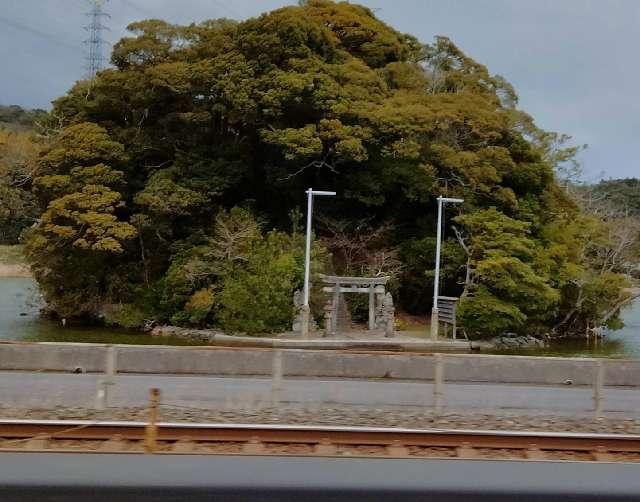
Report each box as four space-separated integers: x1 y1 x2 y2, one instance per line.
84 0 110 79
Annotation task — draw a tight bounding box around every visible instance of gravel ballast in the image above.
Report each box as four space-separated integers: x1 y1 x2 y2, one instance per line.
1 405 639 434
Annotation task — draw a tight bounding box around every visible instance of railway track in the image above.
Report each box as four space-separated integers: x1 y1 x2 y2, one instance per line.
0 420 639 462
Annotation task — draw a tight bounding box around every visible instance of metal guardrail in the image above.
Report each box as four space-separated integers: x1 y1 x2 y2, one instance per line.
86 350 636 419
1 344 638 417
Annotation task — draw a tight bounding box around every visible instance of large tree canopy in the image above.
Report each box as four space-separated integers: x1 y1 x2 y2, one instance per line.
24 0 631 336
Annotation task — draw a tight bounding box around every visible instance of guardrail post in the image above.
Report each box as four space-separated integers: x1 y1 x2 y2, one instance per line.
95 345 117 410
593 359 605 418
433 353 444 415
106 344 117 375
271 350 283 406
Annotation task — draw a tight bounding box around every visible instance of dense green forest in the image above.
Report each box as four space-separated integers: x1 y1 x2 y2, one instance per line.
12 0 638 338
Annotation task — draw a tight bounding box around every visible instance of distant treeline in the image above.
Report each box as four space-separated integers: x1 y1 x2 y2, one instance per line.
0 105 48 129
592 178 640 215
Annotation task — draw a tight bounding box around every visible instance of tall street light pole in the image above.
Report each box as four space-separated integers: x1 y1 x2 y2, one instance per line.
431 195 464 341
302 188 336 338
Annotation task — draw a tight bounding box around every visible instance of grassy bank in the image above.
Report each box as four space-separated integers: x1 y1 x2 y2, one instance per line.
0 245 30 277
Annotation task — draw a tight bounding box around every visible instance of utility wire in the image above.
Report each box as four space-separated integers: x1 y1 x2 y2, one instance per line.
210 0 248 20
120 0 248 21
119 0 156 19
0 15 80 52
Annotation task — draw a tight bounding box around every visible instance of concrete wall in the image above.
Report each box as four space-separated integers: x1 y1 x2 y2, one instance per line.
0 342 108 372
0 342 638 387
116 346 273 376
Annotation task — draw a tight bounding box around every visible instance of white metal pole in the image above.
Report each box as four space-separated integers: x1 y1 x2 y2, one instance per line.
430 196 463 341
301 188 335 338
433 196 443 311
430 197 443 340
303 188 313 307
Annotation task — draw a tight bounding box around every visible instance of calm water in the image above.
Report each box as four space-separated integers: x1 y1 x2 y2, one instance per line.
0 277 199 346
1 277 639 356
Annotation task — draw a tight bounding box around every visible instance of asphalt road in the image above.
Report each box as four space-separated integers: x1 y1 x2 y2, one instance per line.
1 453 640 501
0 371 638 416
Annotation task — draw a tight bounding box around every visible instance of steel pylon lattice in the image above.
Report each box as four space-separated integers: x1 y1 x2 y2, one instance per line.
84 0 110 79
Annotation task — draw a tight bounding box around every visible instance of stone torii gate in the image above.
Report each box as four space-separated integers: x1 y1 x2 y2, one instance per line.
319 274 394 337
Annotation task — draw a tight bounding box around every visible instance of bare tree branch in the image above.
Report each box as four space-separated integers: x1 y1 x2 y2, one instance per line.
278 155 338 181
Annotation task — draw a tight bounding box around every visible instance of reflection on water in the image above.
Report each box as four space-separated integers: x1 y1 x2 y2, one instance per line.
0 277 200 346
1 277 640 357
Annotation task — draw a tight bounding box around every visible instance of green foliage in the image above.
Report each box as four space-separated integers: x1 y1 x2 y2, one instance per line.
476 255 558 315
399 236 465 312
181 287 216 326
144 207 326 333
217 231 300 334
134 168 209 217
0 184 37 243
153 244 217 319
104 303 148 329
579 272 630 326
0 129 41 243
37 185 136 252
37 123 127 177
455 208 534 261
24 123 137 317
455 208 559 337
457 287 527 337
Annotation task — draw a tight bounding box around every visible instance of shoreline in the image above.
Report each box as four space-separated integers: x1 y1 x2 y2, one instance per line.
0 245 31 278
149 325 471 352
0 263 31 278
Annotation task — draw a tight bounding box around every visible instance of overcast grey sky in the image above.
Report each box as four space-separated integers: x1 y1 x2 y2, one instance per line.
1 0 638 179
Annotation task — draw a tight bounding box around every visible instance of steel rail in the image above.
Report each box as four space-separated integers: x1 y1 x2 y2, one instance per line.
0 420 639 458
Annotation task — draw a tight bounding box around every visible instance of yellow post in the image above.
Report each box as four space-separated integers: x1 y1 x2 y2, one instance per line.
145 388 160 453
